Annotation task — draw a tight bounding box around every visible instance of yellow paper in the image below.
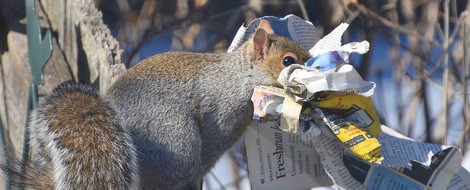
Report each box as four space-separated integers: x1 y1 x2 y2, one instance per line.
336 123 383 163
313 92 381 136
313 92 383 163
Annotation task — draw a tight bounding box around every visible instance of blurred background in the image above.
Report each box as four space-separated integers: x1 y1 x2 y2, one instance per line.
91 0 470 189
1 0 469 189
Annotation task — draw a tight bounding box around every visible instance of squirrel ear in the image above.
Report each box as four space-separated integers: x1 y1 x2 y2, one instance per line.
258 20 275 35
253 27 270 63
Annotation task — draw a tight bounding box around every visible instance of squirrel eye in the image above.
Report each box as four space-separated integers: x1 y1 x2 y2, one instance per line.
282 55 298 67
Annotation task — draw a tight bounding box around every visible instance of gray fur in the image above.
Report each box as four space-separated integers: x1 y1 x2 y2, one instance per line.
8 82 140 190
106 32 311 189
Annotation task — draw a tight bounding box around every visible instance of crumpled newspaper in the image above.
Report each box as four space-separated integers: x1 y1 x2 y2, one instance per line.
269 20 383 163
252 85 383 164
309 23 369 58
278 64 375 102
228 14 317 52
234 15 383 163
243 15 468 190
277 20 374 101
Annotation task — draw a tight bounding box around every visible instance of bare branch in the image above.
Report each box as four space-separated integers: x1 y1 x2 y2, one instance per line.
349 0 443 48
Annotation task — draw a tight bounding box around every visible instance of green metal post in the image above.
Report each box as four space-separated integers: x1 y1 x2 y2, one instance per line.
22 0 52 181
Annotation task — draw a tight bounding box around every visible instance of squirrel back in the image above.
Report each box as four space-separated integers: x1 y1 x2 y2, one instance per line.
106 21 311 189
5 82 139 190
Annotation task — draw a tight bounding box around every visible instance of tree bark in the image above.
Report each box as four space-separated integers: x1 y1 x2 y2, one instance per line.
0 0 126 162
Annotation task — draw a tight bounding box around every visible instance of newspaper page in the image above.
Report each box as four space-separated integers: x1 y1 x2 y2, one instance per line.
308 23 369 59
309 23 349 57
447 168 470 189
246 85 333 190
227 14 317 53
343 146 463 190
284 15 317 50
376 125 470 190
337 125 469 190
245 122 333 190
312 107 383 164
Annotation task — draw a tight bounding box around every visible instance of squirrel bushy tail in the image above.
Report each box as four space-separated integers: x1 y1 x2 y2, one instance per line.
4 82 139 190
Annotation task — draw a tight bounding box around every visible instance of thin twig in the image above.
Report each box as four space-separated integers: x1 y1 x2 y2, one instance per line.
381 9 467 82
209 171 227 190
126 4 253 64
345 10 360 24
349 0 443 48
296 0 309 21
384 0 407 134
404 84 422 137
441 0 450 144
458 16 469 148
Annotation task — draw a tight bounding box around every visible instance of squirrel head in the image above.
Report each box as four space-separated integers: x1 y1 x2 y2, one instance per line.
250 20 311 87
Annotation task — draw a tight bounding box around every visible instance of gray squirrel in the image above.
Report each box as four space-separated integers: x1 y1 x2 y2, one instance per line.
106 20 310 189
5 20 311 189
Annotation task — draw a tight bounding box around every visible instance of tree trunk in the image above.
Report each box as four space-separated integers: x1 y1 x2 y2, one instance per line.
0 0 126 165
